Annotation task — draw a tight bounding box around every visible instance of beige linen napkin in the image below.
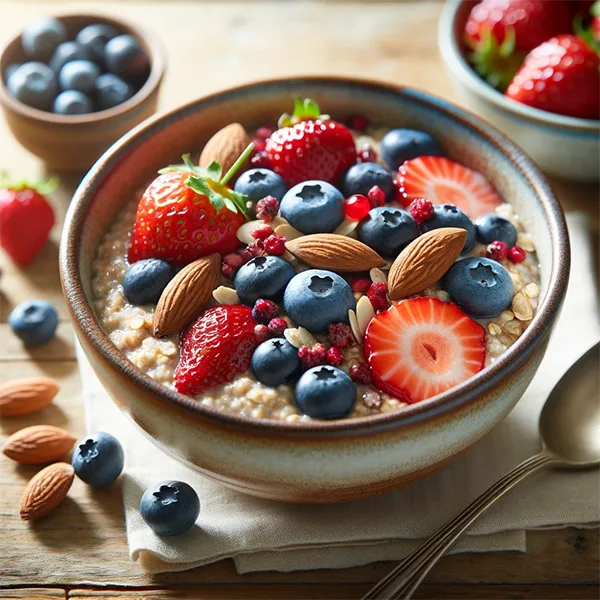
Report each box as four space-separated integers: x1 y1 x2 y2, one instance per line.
78 213 599 574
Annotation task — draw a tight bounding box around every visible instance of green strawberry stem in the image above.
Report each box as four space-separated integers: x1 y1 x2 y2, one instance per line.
220 142 254 185
278 97 323 128
0 170 59 195
573 14 600 56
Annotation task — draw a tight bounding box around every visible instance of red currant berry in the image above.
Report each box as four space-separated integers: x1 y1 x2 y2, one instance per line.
408 198 434 224
507 245 526 263
367 185 386 208
344 194 371 220
486 240 508 262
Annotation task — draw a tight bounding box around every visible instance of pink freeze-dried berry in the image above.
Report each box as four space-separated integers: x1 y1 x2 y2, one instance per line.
264 234 286 256
357 143 378 163
256 195 280 222
224 252 244 269
486 240 508 262
268 317 288 336
252 298 278 324
256 125 274 139
349 276 372 294
252 138 267 153
367 282 388 313
328 322 354 350
408 198 434 224
251 224 274 241
240 240 265 263
254 324 270 343
251 151 269 169
507 245 526 263
298 343 327 369
326 346 344 366
350 363 372 385
368 185 386 208
221 263 236 279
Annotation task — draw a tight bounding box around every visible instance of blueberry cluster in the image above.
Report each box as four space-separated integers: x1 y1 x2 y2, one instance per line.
4 16 150 115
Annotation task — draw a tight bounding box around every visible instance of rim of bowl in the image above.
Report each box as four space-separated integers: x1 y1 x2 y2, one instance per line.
60 75 570 437
0 13 166 124
438 0 600 133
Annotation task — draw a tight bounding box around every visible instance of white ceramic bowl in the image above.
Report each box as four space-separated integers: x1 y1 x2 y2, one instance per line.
439 0 600 182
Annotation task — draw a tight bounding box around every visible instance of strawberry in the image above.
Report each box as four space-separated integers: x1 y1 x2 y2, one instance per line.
465 0 571 90
506 34 600 119
0 176 56 266
396 156 501 219
364 297 486 404
128 148 253 266
174 305 259 395
265 98 356 186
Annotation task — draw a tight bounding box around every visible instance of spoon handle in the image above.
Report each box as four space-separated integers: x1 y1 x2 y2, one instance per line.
362 453 554 600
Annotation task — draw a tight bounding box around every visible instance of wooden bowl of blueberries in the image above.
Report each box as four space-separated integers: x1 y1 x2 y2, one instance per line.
0 14 165 172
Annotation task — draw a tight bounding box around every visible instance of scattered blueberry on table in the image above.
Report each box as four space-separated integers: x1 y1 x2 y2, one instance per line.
8 300 58 347
72 431 125 487
140 480 200 536
4 16 149 114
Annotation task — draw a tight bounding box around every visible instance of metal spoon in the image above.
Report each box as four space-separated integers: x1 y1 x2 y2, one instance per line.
363 342 600 600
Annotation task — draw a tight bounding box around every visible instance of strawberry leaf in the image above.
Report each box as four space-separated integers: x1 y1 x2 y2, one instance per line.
279 97 322 127
206 161 222 181
185 175 225 213
229 190 251 218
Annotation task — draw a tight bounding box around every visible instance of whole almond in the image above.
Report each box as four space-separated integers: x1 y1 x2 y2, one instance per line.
388 228 467 300
199 123 251 174
20 462 74 521
285 234 386 272
154 254 220 337
0 377 59 417
3 425 76 464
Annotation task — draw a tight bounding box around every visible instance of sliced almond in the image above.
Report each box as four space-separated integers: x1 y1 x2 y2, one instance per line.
237 220 267 245
333 219 359 237
512 291 533 322
356 296 375 336
348 309 362 345
388 228 467 300
20 462 74 521
270 216 289 228
0 377 59 417
369 267 387 284
275 223 303 241
284 328 302 348
212 285 240 305
297 327 317 347
3 425 76 464
285 234 385 272
153 254 220 337
199 123 251 174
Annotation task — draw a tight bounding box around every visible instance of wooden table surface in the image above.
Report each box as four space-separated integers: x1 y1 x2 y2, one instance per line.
1 2 598 599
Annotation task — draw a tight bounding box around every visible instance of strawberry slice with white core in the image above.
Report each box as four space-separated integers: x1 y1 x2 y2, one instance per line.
364 297 486 404
397 156 502 219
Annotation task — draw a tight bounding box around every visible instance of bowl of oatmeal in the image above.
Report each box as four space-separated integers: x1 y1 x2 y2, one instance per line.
60 77 569 503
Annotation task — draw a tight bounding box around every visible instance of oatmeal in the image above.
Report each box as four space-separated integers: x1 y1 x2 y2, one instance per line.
92 100 540 421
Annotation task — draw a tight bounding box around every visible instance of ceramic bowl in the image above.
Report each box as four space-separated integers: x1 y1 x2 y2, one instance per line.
0 14 166 172
60 77 569 503
439 0 600 182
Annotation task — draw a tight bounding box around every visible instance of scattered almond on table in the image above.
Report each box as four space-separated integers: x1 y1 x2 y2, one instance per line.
3 425 76 464
0 376 60 417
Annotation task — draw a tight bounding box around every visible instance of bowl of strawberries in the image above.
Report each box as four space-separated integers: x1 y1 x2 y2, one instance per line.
439 0 600 181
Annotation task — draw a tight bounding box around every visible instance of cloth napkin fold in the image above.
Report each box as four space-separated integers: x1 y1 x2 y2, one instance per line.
78 213 599 574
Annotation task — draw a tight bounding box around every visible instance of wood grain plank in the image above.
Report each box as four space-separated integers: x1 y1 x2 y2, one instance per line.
0 591 65 599
0 323 76 361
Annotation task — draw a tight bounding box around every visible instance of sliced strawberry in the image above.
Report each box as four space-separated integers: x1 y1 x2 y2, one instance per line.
364 297 486 404
397 156 502 219
175 305 259 396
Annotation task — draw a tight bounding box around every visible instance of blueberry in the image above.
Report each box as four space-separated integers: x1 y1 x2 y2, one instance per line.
21 16 66 60
341 162 394 200
234 256 295 305
5 63 22 82
58 59 100 94
93 73 133 110
104 34 149 81
358 207 420 258
443 257 513 318
283 269 355 333
421 204 475 253
251 338 302 387
72 432 124 487
295 366 356 419
76 23 119 63
380 128 443 170
49 41 89 72
280 180 345 234
53 90 92 115
234 168 287 202
8 300 58 347
475 214 518 247
7 62 57 111
140 480 200 537
123 259 176 305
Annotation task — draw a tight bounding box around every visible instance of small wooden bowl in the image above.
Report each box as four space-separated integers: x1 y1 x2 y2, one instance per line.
0 14 166 172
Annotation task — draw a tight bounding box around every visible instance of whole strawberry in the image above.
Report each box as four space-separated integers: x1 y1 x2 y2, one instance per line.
465 0 571 90
128 148 253 266
506 34 600 119
0 176 56 266
265 98 356 186
174 304 259 395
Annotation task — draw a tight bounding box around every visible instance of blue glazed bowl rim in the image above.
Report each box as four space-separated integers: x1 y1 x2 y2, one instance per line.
60 76 570 437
